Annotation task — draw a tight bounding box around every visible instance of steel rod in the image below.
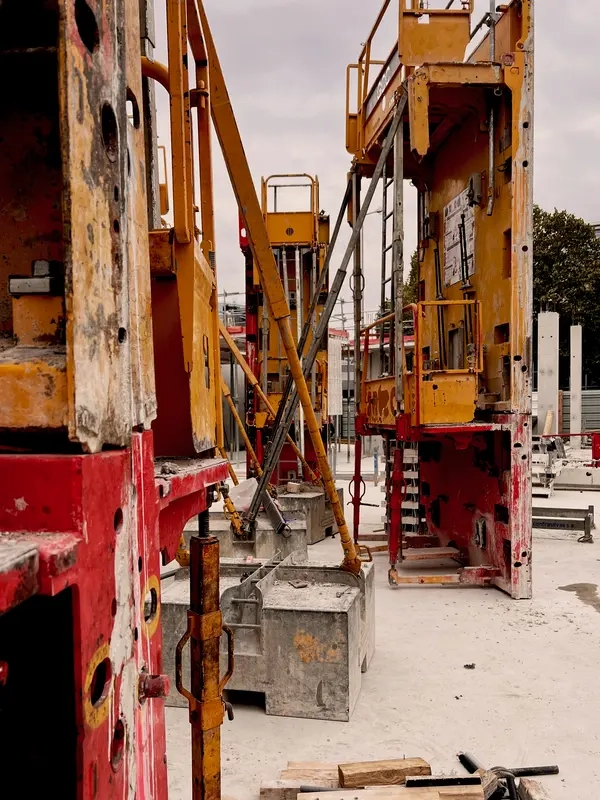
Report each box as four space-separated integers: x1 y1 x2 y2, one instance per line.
295 245 305 476
392 121 404 412
189 528 223 800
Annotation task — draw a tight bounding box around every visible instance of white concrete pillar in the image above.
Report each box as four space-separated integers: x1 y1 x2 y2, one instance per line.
537 312 560 435
570 325 583 444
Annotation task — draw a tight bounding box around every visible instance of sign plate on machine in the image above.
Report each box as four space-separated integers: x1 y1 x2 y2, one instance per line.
444 188 475 287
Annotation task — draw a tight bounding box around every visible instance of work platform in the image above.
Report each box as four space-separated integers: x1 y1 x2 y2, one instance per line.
162 551 375 721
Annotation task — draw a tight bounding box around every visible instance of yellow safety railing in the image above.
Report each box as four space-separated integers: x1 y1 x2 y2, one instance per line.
358 301 482 429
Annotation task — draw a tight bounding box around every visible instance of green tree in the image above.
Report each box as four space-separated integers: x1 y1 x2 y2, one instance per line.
533 205 600 386
403 249 419 306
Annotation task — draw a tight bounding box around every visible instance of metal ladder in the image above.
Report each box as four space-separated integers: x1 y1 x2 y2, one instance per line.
382 440 421 548
379 162 395 375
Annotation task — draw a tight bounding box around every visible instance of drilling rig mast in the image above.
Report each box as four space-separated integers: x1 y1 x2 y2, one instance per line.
347 0 534 597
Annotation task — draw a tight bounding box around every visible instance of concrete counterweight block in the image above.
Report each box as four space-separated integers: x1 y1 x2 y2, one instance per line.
161 551 375 721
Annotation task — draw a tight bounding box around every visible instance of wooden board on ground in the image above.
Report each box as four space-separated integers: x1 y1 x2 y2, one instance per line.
518 779 553 800
279 762 339 787
338 758 431 788
401 547 460 562
260 781 333 800
286 763 338 770
301 787 483 800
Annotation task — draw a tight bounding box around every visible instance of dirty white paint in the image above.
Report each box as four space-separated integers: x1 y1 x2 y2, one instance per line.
14 497 28 512
110 489 137 798
443 187 475 286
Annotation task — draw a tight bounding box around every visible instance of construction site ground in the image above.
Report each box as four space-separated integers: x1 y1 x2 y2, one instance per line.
166 472 600 800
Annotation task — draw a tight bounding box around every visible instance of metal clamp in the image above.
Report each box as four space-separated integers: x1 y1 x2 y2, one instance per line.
358 544 373 563
175 615 234 725
175 618 193 705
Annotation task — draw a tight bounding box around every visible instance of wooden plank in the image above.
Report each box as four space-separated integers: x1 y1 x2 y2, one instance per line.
261 781 320 800
401 547 460 562
280 763 339 787
301 787 483 800
518 779 553 800
279 772 338 787
338 759 432 788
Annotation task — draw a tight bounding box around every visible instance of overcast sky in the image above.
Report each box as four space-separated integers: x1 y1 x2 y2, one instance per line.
153 0 600 323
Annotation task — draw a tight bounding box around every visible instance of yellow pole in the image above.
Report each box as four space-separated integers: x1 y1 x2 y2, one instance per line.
221 376 262 476
219 321 320 484
218 447 239 486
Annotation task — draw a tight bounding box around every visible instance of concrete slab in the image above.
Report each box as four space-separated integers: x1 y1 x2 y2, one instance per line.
166 481 600 800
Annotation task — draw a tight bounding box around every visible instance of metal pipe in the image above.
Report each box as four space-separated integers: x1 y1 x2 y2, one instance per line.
489 0 496 61
352 174 362 421
295 246 304 477
362 311 394 333
229 350 236 462
245 96 407 563
221 376 262 475
218 446 239 486
486 1 496 216
351 170 363 542
278 249 285 386
311 249 318 408
392 123 404 411
346 338 351 462
497 766 559 778
379 162 388 372
141 55 170 92
261 294 269 396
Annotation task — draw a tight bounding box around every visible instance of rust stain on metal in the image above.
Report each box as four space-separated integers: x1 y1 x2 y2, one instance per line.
294 631 342 664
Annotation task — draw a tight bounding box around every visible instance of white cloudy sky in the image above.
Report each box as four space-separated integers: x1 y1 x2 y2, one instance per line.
152 0 600 324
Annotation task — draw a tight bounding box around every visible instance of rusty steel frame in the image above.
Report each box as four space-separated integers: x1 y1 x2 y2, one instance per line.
348 0 534 599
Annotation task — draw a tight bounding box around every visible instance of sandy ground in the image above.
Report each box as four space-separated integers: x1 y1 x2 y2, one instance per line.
165 478 600 800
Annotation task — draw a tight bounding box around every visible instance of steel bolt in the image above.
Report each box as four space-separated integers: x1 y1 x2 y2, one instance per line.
139 673 170 701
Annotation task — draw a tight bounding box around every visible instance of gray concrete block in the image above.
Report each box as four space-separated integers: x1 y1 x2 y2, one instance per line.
184 512 308 560
160 552 375 721
275 487 344 544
